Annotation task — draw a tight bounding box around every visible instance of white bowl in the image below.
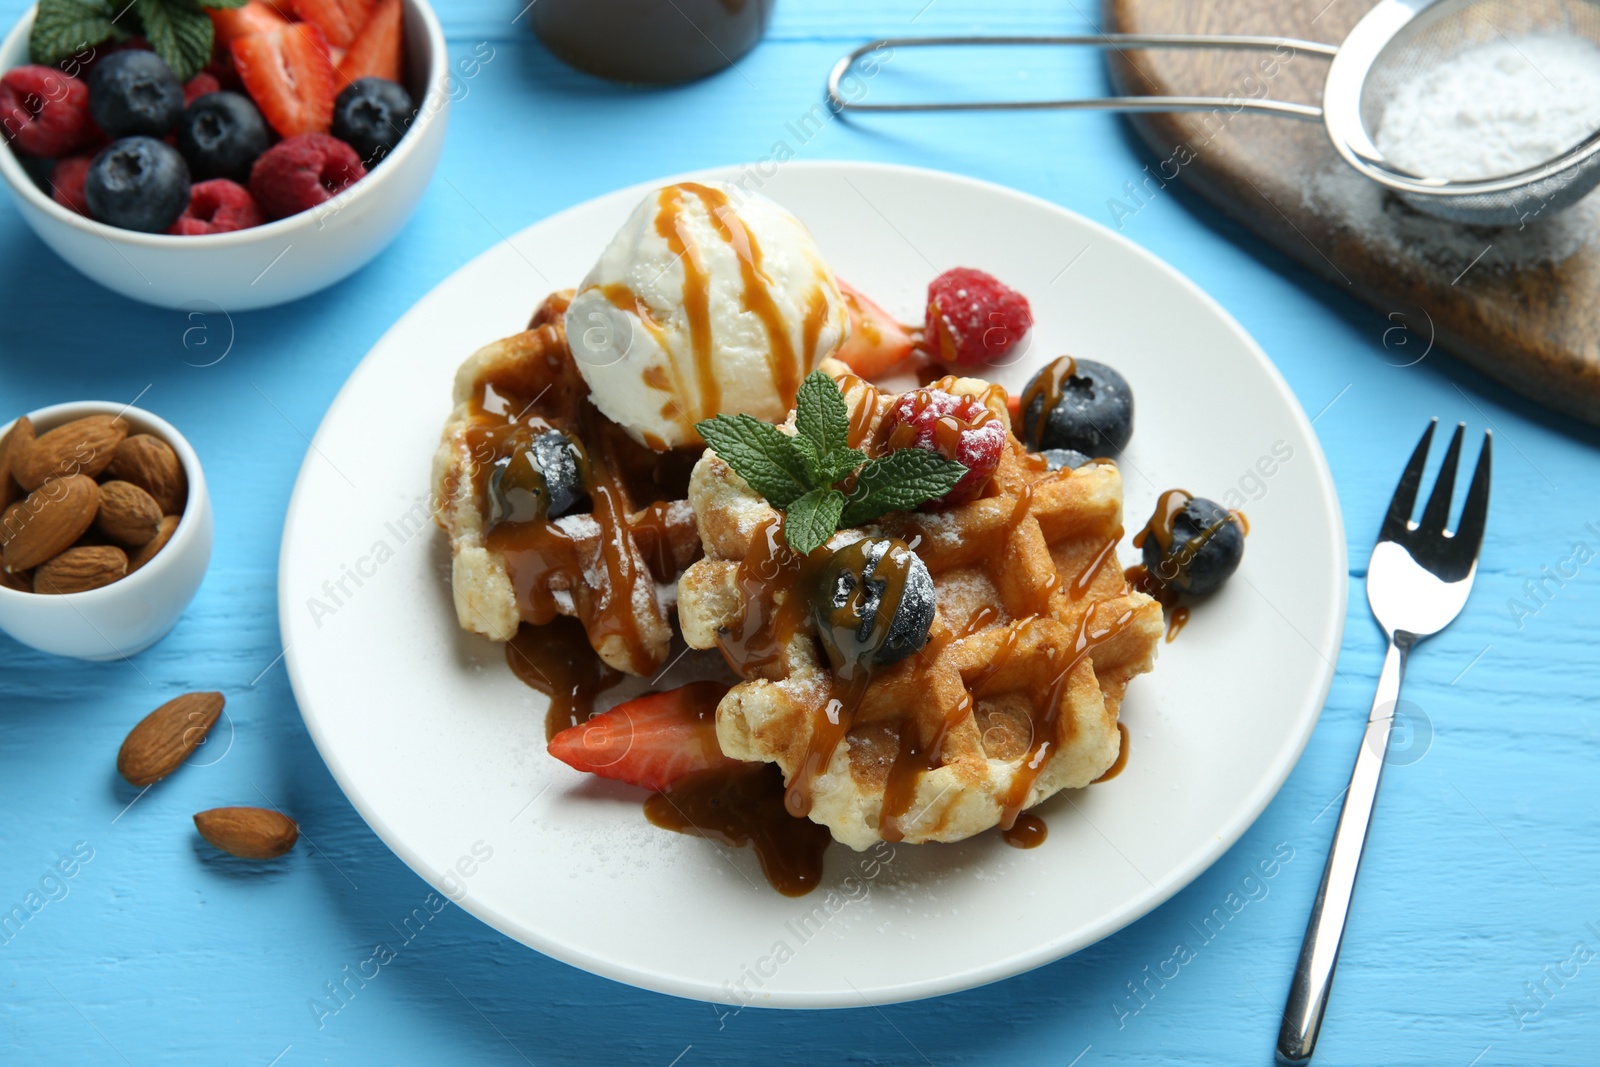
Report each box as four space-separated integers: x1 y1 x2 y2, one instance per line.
0 401 213 660
0 1 448 310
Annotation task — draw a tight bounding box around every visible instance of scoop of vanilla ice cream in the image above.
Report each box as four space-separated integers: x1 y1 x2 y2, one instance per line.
565 181 850 448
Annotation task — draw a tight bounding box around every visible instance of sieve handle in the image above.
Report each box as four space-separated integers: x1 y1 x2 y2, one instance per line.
827 35 1337 119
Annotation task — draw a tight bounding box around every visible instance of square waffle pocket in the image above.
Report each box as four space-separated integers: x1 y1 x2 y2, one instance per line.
677 375 1164 849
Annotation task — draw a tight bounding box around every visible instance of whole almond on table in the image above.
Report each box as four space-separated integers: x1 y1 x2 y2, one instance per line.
2 474 99 573
193 807 299 859
128 515 180 574
0 415 31 510
34 545 127 594
13 415 126 491
106 434 186 515
117 692 224 786
94 480 162 546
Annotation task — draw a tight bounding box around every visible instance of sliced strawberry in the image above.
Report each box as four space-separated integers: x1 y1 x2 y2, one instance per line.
335 0 403 87
232 23 337 137
209 1 290 49
834 278 916 378
547 681 741 792
290 0 375 49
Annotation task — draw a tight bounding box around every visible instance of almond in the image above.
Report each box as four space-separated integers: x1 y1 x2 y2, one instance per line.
0 416 31 510
128 514 180 574
2 475 100 572
14 415 127 491
106 434 186 515
0 501 23 548
117 691 224 786
33 545 127 594
95 480 162 546
193 807 299 859
0 566 30 592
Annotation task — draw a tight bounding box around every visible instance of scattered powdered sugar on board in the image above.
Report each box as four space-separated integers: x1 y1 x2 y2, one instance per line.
1374 33 1600 181
1301 161 1600 272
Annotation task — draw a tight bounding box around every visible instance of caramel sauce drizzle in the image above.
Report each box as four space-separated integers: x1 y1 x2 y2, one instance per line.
837 373 882 448
716 515 813 679
645 762 833 897
794 538 919 822
627 500 690 582
957 604 1002 638
1016 355 1076 448
877 632 967 843
1001 812 1048 849
654 185 718 423
686 181 804 406
999 601 1136 830
1164 606 1190 643
1092 721 1131 783
801 286 831 365
884 382 1002 459
1130 489 1246 641
506 618 623 739
1073 525 1124 600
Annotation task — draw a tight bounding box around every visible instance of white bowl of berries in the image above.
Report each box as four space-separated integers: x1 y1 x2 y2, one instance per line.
0 0 447 310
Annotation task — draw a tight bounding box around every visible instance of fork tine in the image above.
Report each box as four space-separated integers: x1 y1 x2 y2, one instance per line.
1418 422 1466 535
1451 431 1492 557
1381 419 1436 540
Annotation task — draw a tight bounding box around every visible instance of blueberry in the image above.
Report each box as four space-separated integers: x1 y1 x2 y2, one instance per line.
1019 357 1134 457
84 137 190 233
17 152 55 194
88 50 184 138
813 537 935 677
1041 448 1093 471
488 431 589 526
331 78 415 166
176 92 271 182
1139 494 1244 596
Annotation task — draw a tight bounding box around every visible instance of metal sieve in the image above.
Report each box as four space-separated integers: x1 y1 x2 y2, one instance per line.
827 0 1600 227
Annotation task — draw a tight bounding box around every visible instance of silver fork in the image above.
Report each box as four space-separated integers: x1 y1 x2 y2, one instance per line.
1277 420 1492 1066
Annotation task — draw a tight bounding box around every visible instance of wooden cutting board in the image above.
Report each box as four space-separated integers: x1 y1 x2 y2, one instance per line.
1103 0 1600 426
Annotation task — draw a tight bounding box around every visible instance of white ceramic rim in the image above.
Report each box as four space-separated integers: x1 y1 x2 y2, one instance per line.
0 400 207 605
279 160 1349 1006
0 0 448 246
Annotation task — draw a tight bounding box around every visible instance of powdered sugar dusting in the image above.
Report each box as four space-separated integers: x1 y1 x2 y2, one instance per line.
1301 160 1599 271
1374 34 1600 182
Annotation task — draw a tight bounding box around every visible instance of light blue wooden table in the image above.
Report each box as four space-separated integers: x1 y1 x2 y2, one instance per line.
2 3 1597 1064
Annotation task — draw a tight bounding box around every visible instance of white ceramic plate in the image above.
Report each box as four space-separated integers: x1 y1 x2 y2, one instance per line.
280 162 1346 1008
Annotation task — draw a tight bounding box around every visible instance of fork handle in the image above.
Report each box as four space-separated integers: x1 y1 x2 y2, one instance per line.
1277 638 1410 1065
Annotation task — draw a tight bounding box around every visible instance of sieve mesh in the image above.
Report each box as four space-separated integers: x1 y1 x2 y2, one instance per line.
1355 0 1600 224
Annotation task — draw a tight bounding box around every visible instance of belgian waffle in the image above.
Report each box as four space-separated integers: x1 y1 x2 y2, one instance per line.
676 373 1164 849
431 293 702 676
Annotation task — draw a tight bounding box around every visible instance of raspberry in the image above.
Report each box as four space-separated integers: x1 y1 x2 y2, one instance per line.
168 178 264 234
248 132 365 220
925 267 1033 368
882 387 1007 507
183 72 222 106
0 65 90 157
51 155 92 214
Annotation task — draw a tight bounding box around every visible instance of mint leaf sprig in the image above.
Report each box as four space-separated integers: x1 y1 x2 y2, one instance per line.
32 0 249 84
696 371 969 555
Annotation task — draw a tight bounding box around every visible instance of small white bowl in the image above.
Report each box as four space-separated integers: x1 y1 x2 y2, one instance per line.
0 0 448 311
0 401 213 660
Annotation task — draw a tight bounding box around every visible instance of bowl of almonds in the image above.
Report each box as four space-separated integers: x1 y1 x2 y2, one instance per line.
0 400 212 659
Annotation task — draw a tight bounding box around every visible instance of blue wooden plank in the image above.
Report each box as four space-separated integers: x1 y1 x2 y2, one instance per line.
1 5 1597 1066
